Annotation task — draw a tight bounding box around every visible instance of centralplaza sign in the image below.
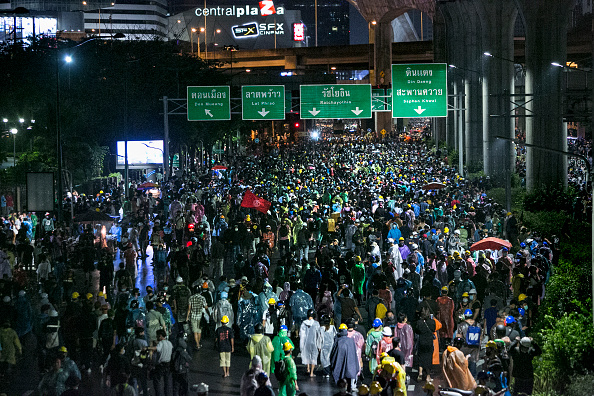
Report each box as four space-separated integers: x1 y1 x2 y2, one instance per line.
195 3 285 18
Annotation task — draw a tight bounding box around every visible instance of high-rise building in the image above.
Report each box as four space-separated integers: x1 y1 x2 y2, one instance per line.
290 0 350 47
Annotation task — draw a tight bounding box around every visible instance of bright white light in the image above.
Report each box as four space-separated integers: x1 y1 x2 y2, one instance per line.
448 64 456 68
31 119 35 123
483 52 492 57
311 131 320 140
10 128 17 134
551 62 563 67
19 118 24 123
2 118 7 123
65 55 72 63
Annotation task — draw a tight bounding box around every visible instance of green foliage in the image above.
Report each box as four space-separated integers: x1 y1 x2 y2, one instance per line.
566 372 594 396
520 210 571 240
540 258 592 319
534 311 594 393
487 187 525 212
467 160 484 174
523 184 580 213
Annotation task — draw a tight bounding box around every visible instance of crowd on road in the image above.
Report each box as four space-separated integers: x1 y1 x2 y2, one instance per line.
0 134 561 396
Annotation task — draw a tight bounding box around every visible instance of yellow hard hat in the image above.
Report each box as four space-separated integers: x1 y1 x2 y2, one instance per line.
221 315 229 324
339 323 348 330
86 293 93 300
370 381 383 395
486 340 497 349
59 346 68 353
444 227 449 233
72 292 79 299
283 341 293 351
358 384 370 395
518 294 527 302
462 292 469 297
97 292 105 298
268 298 276 305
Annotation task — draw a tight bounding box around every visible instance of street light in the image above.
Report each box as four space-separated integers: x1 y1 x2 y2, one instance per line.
10 128 17 167
65 55 72 63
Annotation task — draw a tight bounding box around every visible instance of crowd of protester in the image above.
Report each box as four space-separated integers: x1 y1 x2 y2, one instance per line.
0 134 563 395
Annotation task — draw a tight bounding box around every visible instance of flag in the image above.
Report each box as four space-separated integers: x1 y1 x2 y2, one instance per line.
241 189 271 214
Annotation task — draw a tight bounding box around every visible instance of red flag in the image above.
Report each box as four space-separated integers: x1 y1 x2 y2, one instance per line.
241 189 271 214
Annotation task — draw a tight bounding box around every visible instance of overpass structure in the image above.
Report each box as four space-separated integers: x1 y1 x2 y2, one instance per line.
229 0 588 192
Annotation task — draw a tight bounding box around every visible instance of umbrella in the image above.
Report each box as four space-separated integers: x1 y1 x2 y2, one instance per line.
421 182 446 190
73 210 116 223
137 182 159 190
469 237 512 252
212 165 227 170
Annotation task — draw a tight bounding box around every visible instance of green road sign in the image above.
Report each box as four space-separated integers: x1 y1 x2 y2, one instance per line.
187 86 231 121
372 89 393 112
300 84 372 119
391 63 447 118
241 85 285 120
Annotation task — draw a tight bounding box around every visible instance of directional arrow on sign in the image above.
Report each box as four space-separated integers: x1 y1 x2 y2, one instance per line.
257 108 270 117
414 106 426 115
352 107 363 116
205 109 214 117
309 108 321 116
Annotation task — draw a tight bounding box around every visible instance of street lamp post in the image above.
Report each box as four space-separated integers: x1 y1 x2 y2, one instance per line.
10 128 17 166
191 28 196 55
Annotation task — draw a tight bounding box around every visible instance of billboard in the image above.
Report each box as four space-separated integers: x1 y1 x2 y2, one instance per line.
27 172 55 212
171 1 303 50
116 140 164 169
293 23 304 41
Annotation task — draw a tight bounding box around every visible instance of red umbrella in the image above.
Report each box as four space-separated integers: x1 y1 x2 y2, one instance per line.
137 182 159 190
212 165 228 170
469 237 512 252
421 182 446 190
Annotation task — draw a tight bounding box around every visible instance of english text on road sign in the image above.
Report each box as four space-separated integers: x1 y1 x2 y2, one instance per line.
187 86 231 121
241 86 285 120
300 84 372 119
391 63 447 118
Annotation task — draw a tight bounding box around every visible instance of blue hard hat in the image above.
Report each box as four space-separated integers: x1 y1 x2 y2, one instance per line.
542 241 548 246
280 325 288 331
518 307 525 316
464 309 473 317
220 291 228 299
277 301 284 306
505 315 516 325
501 247 508 252
372 318 382 328
520 242 526 248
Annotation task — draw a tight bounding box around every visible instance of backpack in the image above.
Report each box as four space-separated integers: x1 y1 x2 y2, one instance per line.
172 348 191 373
274 358 288 383
465 324 481 346
175 287 191 311
375 302 388 320
367 338 379 361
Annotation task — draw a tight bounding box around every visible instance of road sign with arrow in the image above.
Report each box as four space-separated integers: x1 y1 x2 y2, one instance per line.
300 84 372 119
241 85 286 120
391 63 447 118
187 86 231 121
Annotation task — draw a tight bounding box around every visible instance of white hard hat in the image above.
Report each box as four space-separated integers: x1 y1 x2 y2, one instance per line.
176 276 183 283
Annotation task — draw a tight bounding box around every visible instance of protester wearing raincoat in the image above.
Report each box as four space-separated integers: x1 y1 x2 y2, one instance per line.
289 289 314 329
442 345 477 390
213 292 235 329
271 325 294 373
299 310 321 376
279 342 298 396
318 318 337 376
330 328 360 387
247 324 275 374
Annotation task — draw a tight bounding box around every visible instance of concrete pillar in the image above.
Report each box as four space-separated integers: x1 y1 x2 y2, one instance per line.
475 0 517 181
460 0 483 169
432 3 448 144
373 21 393 134
520 0 574 189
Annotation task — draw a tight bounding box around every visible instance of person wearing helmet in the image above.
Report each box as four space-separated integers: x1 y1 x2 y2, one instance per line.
299 309 320 377
213 291 234 330
186 284 208 350
358 384 370 396
509 336 542 396
454 305 483 378
272 325 295 375
215 315 234 378
369 380 383 395
376 326 394 366
437 285 455 349
276 341 298 396
330 323 360 392
365 318 384 373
